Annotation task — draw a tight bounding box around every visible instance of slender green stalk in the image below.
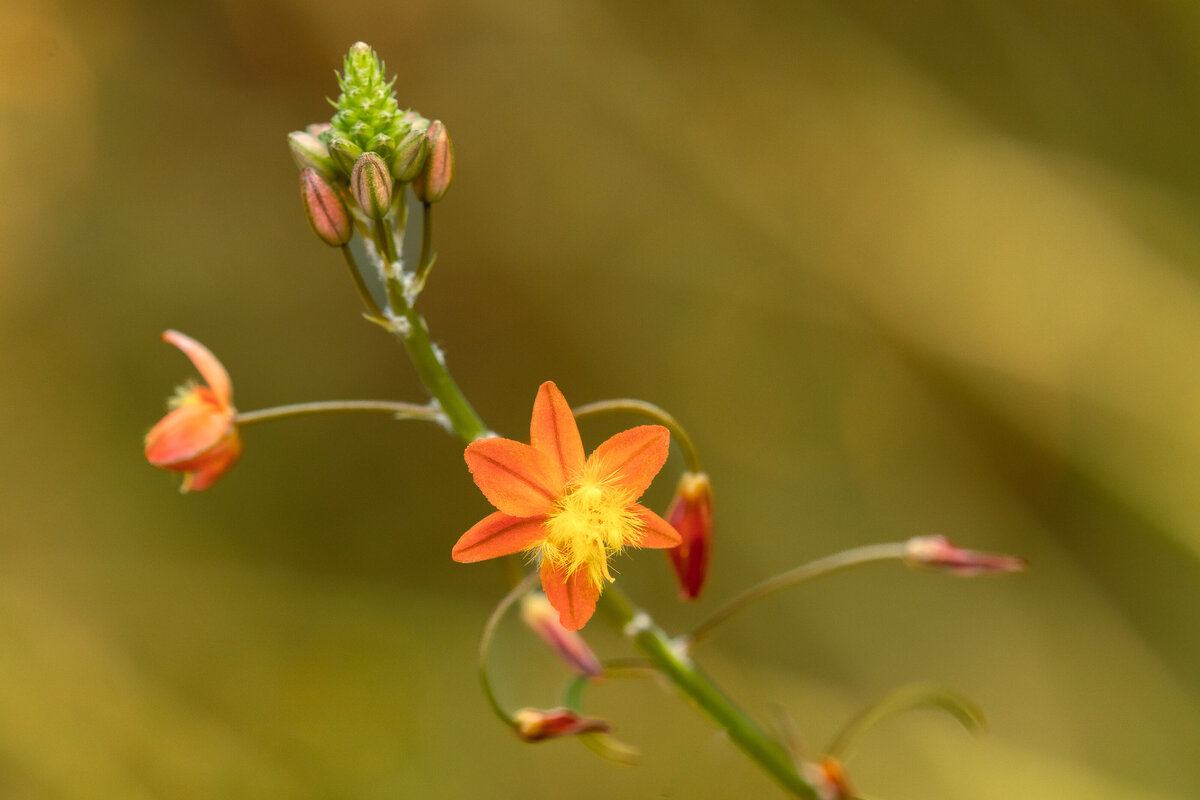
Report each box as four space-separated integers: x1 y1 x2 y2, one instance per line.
687 543 909 648
596 587 817 798
339 245 386 321
572 398 702 472
478 571 540 728
235 399 441 426
413 201 435 293
397 303 488 441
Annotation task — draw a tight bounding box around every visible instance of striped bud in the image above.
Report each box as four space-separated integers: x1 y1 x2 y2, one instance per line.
299 168 352 246
350 152 393 219
412 119 453 203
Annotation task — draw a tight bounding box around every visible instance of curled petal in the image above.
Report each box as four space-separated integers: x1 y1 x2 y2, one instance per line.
452 512 546 563
630 505 682 549
530 382 585 484
589 425 670 498
540 559 601 631
163 330 232 408
179 432 242 493
144 392 233 467
465 438 563 517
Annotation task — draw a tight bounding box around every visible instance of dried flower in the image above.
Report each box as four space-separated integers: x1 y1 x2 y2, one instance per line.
664 471 713 599
144 331 241 492
904 535 1026 576
512 707 610 742
453 382 681 630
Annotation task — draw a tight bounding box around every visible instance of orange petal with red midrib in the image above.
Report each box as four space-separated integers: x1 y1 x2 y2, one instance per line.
144 394 233 466
630 505 682 549
590 425 670 498
529 382 585 484
453 512 546 562
465 438 563 517
540 559 600 631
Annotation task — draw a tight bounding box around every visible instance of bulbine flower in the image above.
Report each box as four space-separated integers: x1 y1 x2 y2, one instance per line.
453 382 681 630
144 330 241 492
664 471 713 600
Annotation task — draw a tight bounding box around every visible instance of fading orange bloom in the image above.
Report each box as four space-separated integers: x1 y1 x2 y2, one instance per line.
144 330 241 492
664 471 713 600
453 382 681 630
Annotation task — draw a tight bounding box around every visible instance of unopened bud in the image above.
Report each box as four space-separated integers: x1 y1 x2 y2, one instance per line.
328 137 363 178
288 130 335 178
390 127 429 183
665 472 714 600
412 119 453 203
350 152 393 219
511 708 610 742
299 169 352 246
903 535 1026 576
400 109 429 131
367 132 395 164
520 592 604 678
306 121 332 139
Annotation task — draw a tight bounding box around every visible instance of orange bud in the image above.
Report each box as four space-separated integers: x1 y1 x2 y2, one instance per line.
299 169 352 246
904 535 1026 576
664 472 713 599
511 708 610 742
412 119 453 203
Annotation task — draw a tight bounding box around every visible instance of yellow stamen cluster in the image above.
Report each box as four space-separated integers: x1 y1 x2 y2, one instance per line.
538 461 642 589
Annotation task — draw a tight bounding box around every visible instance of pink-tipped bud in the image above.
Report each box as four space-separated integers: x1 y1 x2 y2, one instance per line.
802 757 854 800
664 472 713 600
299 168 352 246
390 127 429 183
904 535 1027 576
350 152 393 219
287 131 335 178
306 122 332 139
511 708 610 742
412 119 453 203
520 592 604 678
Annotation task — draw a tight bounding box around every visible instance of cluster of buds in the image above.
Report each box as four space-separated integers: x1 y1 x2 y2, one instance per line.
288 42 453 249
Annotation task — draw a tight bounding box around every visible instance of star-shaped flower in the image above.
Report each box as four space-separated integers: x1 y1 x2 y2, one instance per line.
453 382 681 630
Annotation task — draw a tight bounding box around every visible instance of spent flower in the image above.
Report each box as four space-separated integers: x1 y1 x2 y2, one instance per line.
453 382 681 630
512 708 610 742
144 331 241 492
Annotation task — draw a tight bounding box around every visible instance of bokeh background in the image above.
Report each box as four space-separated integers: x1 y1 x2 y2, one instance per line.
4 0 1200 797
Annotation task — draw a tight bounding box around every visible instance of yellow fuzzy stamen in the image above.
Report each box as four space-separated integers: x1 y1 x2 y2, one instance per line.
537 459 642 589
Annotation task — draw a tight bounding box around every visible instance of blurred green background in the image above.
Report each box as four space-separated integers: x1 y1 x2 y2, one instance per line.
4 0 1200 797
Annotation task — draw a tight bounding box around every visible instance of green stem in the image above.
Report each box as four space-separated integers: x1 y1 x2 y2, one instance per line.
413 201 435 292
596 587 817 798
572 398 702 472
398 303 488 441
686 543 909 648
235 399 441 426
339 245 386 321
478 571 541 729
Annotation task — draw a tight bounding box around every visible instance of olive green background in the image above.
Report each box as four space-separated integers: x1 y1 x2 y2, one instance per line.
3 0 1200 797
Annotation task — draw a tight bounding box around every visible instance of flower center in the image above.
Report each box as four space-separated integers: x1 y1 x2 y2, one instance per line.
538 462 641 589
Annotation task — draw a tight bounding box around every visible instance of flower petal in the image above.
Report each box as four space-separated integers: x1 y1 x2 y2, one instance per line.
452 512 546 562
590 425 670 498
465 438 563 517
179 432 242 492
540 560 600 631
144 393 233 467
163 330 233 408
630 505 682 549
529 382 585 484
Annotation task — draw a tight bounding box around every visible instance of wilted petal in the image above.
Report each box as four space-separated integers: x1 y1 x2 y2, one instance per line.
540 559 600 631
511 707 610 742
144 392 232 467
520 592 604 678
529 382 585 483
162 330 232 408
590 425 669 498
465 437 563 517
452 512 546 563
904 535 1026 576
178 432 242 493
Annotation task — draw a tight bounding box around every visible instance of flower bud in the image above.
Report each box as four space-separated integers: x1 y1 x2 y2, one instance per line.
520 592 604 678
412 119 453 203
367 132 395 164
306 121 332 139
400 109 429 131
328 137 363 178
664 472 713 600
350 152 393 219
511 708 610 742
903 535 1026 576
300 168 352 246
390 127 429 183
287 131 335 178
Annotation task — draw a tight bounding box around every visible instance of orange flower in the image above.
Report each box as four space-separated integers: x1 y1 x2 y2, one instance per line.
453 382 681 630
144 330 241 492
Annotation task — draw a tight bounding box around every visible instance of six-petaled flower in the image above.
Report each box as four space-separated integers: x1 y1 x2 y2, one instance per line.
453 381 681 630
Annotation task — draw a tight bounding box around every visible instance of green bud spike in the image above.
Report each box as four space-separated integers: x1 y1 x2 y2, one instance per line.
328 42 407 155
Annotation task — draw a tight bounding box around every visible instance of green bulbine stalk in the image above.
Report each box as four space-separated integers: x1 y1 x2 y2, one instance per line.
236 399 440 426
